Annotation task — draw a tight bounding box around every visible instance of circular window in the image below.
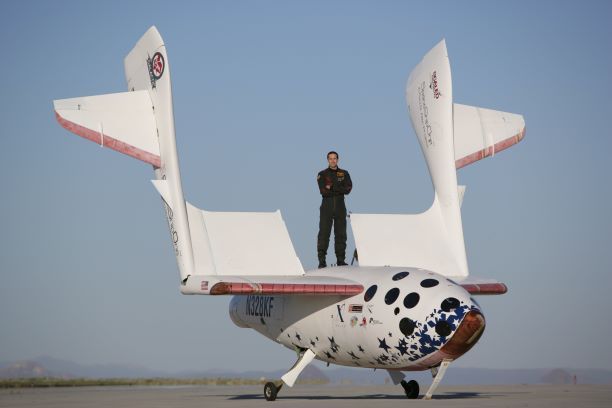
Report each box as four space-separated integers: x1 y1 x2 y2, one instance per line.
399 318 416 337
392 271 409 281
441 297 460 312
403 292 420 309
385 288 400 305
420 278 439 288
435 320 452 337
364 285 378 302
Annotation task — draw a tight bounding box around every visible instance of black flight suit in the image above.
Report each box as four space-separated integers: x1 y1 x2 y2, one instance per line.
317 167 352 266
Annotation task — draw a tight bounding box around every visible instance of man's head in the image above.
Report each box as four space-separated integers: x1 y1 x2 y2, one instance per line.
327 151 339 169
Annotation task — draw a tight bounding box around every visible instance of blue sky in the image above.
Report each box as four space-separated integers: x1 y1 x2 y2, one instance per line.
1 0 611 373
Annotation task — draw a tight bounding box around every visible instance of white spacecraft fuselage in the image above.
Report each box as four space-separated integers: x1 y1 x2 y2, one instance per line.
53 26 525 397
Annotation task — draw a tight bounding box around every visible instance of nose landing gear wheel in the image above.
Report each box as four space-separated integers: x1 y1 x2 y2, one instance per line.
401 379 419 399
264 381 282 401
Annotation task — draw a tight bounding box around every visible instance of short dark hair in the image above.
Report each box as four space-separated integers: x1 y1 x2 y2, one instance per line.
327 151 339 159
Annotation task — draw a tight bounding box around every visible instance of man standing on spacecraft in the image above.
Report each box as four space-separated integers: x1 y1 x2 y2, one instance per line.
317 151 352 268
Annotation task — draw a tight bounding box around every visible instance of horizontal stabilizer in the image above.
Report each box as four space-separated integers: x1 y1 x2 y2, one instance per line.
185 202 304 277
453 103 525 169
54 91 161 167
181 274 363 296
351 195 468 278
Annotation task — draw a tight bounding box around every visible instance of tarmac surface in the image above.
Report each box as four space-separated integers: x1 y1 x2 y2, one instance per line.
1 384 611 408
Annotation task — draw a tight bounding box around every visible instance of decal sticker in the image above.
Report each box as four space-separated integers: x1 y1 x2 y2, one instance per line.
328 337 340 353
378 338 391 353
147 52 165 88
368 317 383 325
360 317 367 327
350 315 358 327
245 295 274 317
417 82 434 147
348 304 363 313
336 304 345 322
200 280 208 291
430 70 441 99
348 351 360 360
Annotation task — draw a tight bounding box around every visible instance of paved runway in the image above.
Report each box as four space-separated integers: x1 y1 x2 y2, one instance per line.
1 384 611 408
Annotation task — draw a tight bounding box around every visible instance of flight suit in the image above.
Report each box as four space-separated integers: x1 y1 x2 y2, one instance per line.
317 167 352 266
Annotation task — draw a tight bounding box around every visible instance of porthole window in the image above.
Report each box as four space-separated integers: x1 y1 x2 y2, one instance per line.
399 318 416 336
385 288 400 305
403 292 420 309
364 285 378 302
441 297 460 312
392 271 409 281
435 320 452 337
420 278 439 288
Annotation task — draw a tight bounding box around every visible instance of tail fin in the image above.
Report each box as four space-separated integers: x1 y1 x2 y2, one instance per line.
54 26 196 283
123 26 196 283
351 39 525 278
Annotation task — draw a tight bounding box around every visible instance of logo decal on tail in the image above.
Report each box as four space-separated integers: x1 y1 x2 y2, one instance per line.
147 52 165 88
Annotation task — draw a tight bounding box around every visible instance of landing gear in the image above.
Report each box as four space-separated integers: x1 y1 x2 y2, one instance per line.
423 358 452 400
262 348 316 401
401 379 420 399
264 381 283 401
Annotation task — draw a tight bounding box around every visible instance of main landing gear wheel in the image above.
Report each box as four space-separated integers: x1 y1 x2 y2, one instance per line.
401 379 419 399
264 381 283 401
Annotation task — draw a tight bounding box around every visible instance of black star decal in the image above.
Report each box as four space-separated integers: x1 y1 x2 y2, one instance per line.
310 339 316 347
324 351 336 360
395 341 409 356
388 332 393 337
348 351 360 360
328 337 340 353
295 333 302 341
358 345 365 353
399 338 408 347
378 337 391 353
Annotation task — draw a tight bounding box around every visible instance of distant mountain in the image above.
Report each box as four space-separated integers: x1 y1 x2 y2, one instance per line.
0 361 62 379
1 357 611 385
0 356 166 379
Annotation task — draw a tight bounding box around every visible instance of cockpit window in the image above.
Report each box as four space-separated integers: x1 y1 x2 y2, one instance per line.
441 297 460 312
435 320 452 337
420 278 439 288
392 271 409 281
384 288 400 305
399 317 416 336
364 285 378 302
403 292 420 309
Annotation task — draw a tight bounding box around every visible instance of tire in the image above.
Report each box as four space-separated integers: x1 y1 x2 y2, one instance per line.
401 379 419 399
264 382 278 401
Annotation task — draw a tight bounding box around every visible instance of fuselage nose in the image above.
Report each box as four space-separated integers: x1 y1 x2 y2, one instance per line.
440 309 486 358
